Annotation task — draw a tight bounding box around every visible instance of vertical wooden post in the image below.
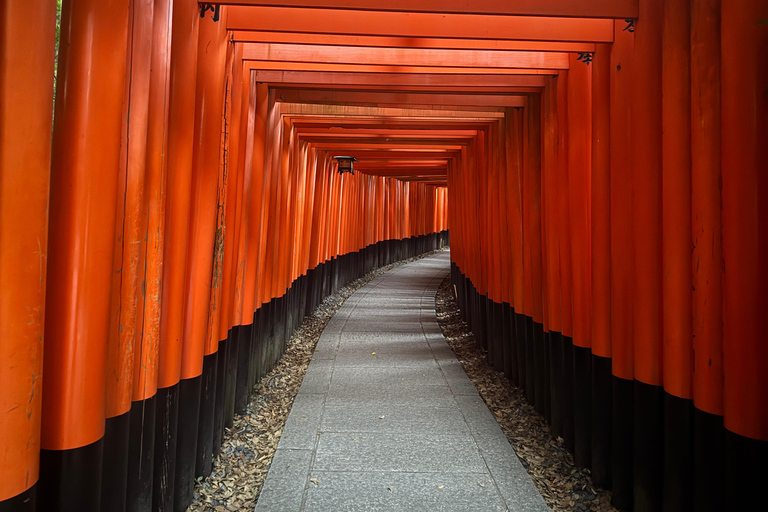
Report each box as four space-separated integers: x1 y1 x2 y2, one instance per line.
39 0 130 510
609 18 636 510
661 0 694 509
186 4 228 486
720 1 768 508
590 43 613 489
690 1 725 510
567 52 593 468
0 0 56 508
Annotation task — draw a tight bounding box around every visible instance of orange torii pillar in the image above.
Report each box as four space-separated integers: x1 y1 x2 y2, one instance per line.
0 1 56 510
154 0 201 510
38 0 130 510
631 1 664 510
720 0 768 509
690 1 725 510
567 52 593 469
215 42 245 455
608 17 635 511
127 0 174 508
100 0 154 509
235 81 268 415
661 0 694 509
590 43 612 490
541 75 562 432
175 6 228 510
504 107 526 391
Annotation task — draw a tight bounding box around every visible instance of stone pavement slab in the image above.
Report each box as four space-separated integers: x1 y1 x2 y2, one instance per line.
255 252 550 512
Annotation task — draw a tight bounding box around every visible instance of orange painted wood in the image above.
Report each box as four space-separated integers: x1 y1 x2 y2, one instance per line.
609 20 635 381
235 31 596 53
275 89 527 108
567 55 593 349
247 60 561 76
214 0 638 18
690 0 723 417
524 95 544 326
505 108 526 315
133 0 173 400
227 7 615 43
590 44 611 359
661 0 692 400
243 43 569 70
241 81 268 318
0 0 56 498
556 72 574 340
106 0 154 416
158 0 200 389
181 7 228 376
542 78 562 335
631 0 663 387
721 0 768 442
42 0 130 450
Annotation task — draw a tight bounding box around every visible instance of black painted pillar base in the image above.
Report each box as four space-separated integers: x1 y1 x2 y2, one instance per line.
0 484 36 512
126 395 157 512
101 410 131 512
153 383 179 512
591 355 612 489
39 439 104 512
573 345 592 468
662 392 693 512
633 380 663 512
195 353 218 479
612 375 634 511
173 376 201 512
725 429 768 510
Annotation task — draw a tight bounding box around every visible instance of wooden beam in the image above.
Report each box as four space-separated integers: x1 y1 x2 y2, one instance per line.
243 43 569 69
279 103 507 118
227 7 615 43
246 60 560 75
210 1 638 19
274 88 527 108
253 70 548 88
233 31 597 52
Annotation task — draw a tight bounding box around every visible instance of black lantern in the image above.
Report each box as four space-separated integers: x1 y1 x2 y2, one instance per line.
334 156 358 175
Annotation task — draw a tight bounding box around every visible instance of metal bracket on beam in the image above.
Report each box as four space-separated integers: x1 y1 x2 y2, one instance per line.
623 18 636 33
576 52 593 65
200 3 221 22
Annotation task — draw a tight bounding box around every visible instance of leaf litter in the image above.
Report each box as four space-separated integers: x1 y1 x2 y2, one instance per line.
187 250 446 511
434 277 619 512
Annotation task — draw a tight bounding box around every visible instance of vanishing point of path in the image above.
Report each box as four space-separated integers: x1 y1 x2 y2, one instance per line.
255 252 550 512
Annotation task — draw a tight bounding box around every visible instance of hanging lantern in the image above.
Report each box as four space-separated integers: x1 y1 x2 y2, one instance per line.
334 156 358 175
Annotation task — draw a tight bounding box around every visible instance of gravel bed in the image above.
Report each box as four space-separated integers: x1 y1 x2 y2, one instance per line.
434 277 619 512
188 250 446 512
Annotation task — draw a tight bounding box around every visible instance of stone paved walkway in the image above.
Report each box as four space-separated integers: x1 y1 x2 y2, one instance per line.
255 252 550 512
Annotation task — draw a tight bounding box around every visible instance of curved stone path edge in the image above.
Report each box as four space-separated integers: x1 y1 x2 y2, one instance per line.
255 252 550 512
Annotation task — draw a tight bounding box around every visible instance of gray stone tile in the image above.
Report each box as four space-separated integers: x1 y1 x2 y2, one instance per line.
304 471 507 512
484 452 550 512
341 321 424 333
332 343 437 367
453 395 515 455
278 394 326 450
340 331 426 344
313 432 487 473
254 449 313 512
320 404 469 435
446 379 481 396
297 359 333 395
328 367 447 390
324 393 457 409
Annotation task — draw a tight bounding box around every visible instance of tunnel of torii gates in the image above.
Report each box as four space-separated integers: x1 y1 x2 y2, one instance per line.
0 0 766 511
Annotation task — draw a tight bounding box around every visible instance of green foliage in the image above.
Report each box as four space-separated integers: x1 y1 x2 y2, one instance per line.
53 0 62 119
